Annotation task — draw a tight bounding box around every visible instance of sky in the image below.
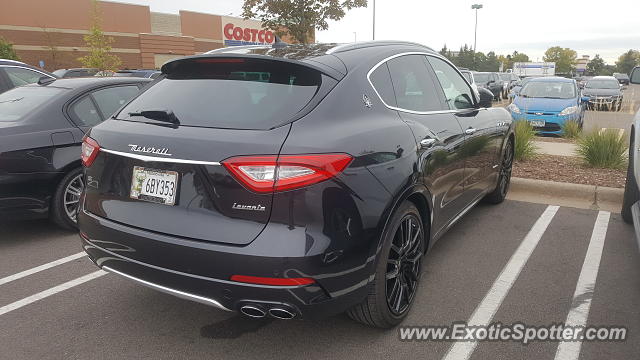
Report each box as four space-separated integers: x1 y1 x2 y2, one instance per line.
117 0 639 64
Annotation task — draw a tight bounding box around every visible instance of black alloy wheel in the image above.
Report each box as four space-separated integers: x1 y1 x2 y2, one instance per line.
386 213 424 315
484 139 513 204
347 202 425 328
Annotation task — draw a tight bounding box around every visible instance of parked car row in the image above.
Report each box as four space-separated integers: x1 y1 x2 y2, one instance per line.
0 60 161 96
1 41 515 328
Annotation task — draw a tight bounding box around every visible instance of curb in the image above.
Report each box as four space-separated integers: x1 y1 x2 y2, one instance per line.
509 177 623 211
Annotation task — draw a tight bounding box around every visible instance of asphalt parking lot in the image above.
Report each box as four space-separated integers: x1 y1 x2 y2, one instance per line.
1 200 638 360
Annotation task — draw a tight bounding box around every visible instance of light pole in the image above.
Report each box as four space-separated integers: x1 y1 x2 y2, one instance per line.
353 32 357 42
372 0 376 40
471 4 483 52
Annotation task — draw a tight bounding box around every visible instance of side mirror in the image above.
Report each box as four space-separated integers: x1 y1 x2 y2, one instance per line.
477 88 493 108
631 68 640 84
487 80 495 85
581 96 590 103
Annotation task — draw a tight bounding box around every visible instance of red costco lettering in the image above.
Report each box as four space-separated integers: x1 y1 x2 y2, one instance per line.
264 31 274 43
233 27 243 40
223 23 234 40
258 30 265 42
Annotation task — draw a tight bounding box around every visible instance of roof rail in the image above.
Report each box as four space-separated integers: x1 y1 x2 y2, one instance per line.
327 41 434 54
0 59 26 65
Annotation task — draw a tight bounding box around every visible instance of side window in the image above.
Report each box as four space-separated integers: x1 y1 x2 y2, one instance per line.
5 67 44 87
71 96 102 126
92 85 140 118
386 55 443 112
426 56 475 110
369 63 396 107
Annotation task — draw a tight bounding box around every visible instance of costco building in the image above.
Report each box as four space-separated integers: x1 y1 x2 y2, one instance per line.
0 0 309 71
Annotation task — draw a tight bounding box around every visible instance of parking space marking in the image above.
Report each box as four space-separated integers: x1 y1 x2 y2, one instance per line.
443 205 559 360
0 270 107 316
0 252 87 286
554 211 610 360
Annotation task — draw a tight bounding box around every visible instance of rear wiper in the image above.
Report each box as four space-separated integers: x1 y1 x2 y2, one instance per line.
127 110 180 125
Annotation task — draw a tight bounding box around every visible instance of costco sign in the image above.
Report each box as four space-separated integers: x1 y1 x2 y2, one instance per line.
222 17 274 46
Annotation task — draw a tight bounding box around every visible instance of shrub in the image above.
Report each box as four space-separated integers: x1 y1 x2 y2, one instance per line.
561 120 581 139
576 129 627 169
514 121 537 161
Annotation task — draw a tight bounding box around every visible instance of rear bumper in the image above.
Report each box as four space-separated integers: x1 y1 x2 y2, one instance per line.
78 209 373 320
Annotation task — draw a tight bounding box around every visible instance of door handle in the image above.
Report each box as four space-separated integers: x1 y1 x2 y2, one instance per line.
420 138 436 149
465 128 477 135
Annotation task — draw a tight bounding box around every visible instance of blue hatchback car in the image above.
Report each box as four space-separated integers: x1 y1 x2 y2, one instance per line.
507 77 587 135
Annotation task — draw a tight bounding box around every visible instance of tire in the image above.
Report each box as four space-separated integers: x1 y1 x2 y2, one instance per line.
622 133 638 224
484 138 514 204
347 201 425 328
51 168 84 230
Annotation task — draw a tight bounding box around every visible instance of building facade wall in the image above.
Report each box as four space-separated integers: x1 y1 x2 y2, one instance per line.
0 0 312 71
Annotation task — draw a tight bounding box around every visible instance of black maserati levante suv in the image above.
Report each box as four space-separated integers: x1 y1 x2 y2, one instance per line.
79 41 514 328
0 77 151 229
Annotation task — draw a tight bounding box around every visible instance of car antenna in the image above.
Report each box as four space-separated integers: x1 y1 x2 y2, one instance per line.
272 36 289 49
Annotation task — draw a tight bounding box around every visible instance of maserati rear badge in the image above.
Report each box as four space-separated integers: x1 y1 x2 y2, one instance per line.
362 94 372 108
232 203 266 211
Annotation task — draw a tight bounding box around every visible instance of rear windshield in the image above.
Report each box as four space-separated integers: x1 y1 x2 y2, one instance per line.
0 86 65 122
117 58 323 129
585 80 620 89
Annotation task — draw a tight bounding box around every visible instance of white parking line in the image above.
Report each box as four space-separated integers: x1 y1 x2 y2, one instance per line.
443 205 560 360
0 252 87 286
0 270 107 316
554 211 610 360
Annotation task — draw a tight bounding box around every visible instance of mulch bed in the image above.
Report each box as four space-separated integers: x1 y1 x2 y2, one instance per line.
513 155 626 188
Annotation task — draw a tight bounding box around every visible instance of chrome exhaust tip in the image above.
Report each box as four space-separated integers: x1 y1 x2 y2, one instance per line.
268 307 296 320
240 305 266 318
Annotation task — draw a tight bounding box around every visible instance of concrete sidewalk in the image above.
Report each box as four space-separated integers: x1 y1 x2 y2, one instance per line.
533 140 577 156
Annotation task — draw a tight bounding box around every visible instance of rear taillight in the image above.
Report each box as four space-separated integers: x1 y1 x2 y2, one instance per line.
81 136 100 167
222 153 352 193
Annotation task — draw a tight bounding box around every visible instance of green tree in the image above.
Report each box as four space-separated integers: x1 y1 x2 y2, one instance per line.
78 0 121 72
242 0 367 44
543 46 577 74
586 54 605 76
600 64 616 76
615 50 640 74
478 51 500 72
511 51 530 63
0 37 20 61
498 51 529 72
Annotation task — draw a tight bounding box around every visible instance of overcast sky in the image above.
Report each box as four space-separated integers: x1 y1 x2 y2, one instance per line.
118 0 639 63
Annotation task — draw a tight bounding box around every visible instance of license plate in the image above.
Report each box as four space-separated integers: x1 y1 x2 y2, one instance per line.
529 120 545 127
130 166 178 205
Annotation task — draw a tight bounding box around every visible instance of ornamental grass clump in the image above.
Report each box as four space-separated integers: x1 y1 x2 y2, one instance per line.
576 129 627 169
